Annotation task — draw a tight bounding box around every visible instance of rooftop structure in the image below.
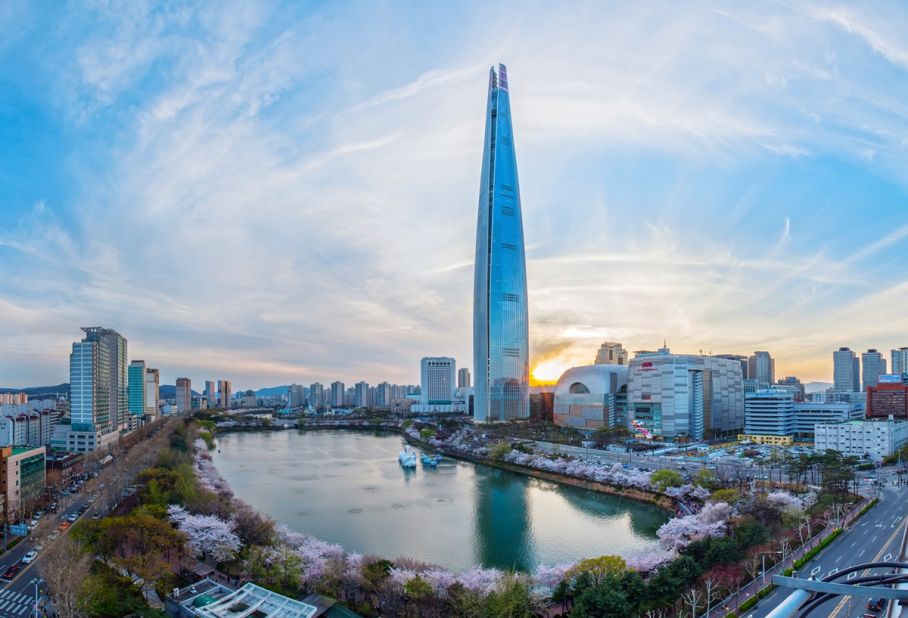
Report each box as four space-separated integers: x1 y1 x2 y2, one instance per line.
167 579 317 618
553 365 628 431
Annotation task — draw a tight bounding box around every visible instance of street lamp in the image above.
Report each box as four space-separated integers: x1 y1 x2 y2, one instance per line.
759 551 784 587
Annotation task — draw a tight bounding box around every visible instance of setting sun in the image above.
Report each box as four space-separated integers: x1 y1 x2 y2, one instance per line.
530 357 573 385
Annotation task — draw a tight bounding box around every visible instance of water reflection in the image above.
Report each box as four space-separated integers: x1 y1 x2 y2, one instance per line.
211 430 668 571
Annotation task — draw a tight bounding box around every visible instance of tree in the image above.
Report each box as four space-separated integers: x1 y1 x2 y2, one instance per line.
734 520 769 550
571 573 631 617
404 575 433 616
694 468 719 490
43 535 90 618
568 555 627 584
233 502 277 547
681 586 703 618
709 488 740 504
168 505 242 563
651 469 683 491
484 573 534 617
489 442 512 461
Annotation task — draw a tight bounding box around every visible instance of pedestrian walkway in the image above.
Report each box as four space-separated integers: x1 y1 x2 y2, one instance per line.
0 587 36 617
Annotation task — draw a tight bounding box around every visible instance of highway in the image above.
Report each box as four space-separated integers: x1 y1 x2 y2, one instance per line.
746 475 907 618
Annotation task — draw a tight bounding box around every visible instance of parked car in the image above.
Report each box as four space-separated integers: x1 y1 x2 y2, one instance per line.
58 522 70 532
66 513 78 523
92 512 101 520
47 531 59 542
2 564 20 580
867 599 885 611
20 551 37 564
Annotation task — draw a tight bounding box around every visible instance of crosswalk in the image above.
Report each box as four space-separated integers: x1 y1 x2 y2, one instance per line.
0 588 35 617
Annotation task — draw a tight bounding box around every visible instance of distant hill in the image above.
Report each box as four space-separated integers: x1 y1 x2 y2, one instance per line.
159 385 202 399
804 381 833 394
255 385 289 398
0 384 69 397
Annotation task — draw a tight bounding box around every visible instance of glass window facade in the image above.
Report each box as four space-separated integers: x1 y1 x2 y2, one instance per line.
473 64 529 422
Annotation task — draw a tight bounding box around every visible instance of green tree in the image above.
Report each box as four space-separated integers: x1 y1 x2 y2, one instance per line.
489 442 512 461
694 468 719 490
567 555 627 584
710 488 741 504
484 574 534 617
571 573 631 617
734 519 770 550
651 469 683 490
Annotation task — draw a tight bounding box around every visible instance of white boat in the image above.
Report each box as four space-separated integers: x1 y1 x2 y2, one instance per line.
398 447 417 468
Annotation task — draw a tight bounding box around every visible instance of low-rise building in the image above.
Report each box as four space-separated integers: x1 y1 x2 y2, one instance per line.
554 365 628 431
45 452 84 491
866 380 908 420
165 579 318 618
814 419 908 461
793 401 864 437
742 389 795 442
0 446 46 521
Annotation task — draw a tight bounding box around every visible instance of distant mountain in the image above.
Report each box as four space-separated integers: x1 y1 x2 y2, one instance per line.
0 384 69 397
804 381 833 394
255 385 289 398
159 385 202 399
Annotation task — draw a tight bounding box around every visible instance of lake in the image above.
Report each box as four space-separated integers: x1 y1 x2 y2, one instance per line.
211 429 668 572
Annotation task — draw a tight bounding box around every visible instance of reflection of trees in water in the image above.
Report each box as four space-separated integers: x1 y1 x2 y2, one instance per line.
526 478 669 537
475 468 533 572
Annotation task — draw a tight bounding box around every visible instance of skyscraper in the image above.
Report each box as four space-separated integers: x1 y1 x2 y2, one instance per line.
458 368 471 389
127 360 146 418
330 381 345 407
205 380 217 405
473 63 529 423
747 351 775 386
218 379 232 409
145 368 159 419
833 347 860 392
309 382 324 407
861 349 886 389
421 357 456 406
354 381 370 408
67 326 126 451
175 378 192 413
892 347 908 376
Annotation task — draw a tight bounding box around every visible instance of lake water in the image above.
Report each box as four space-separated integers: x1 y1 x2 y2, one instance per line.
211 429 668 572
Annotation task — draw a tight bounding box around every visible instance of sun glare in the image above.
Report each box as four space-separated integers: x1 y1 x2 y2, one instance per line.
530 357 572 385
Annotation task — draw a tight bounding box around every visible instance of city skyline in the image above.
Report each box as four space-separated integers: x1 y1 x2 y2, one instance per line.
2 3 908 389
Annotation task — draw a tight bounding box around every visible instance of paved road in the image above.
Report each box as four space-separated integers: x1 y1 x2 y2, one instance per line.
745 477 907 618
0 487 98 617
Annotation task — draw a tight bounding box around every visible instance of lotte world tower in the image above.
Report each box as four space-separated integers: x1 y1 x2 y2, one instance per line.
473 64 530 423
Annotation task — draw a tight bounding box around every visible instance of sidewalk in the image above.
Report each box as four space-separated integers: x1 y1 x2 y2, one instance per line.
716 497 869 616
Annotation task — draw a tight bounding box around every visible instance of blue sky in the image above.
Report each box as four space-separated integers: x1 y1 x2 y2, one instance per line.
1 1 907 389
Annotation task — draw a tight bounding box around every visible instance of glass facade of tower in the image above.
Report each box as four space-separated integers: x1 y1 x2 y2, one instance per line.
473 64 529 422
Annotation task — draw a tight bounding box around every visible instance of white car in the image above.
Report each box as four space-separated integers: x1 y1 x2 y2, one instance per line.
21 551 37 564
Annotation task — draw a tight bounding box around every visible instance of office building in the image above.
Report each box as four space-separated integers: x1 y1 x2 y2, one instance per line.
0 445 46 522
218 379 232 409
747 351 775 387
354 381 370 408
414 357 462 413
458 368 471 389
530 391 554 423
205 381 217 406
776 376 805 401
554 365 628 431
715 354 749 380
330 381 345 408
792 401 864 437
175 378 192 413
308 383 324 407
862 349 887 389
594 342 628 366
127 360 146 419
833 347 860 392
814 419 908 461
892 347 908 376
866 379 908 420
741 390 795 445
473 63 529 423
627 349 744 440
145 368 160 419
67 326 126 452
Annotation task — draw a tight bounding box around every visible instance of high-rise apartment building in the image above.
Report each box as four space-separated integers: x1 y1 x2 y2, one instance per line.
288 384 305 408
458 368 471 389
218 379 232 409
309 382 324 407
473 63 529 423
833 347 860 392
175 378 192 413
354 382 370 408
375 382 391 407
205 380 217 405
330 381 345 407
892 347 908 376
127 360 146 419
747 351 775 386
862 349 887 389
594 342 628 366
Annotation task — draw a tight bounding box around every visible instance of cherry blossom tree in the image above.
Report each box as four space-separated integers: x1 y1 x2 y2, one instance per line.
168 504 242 563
